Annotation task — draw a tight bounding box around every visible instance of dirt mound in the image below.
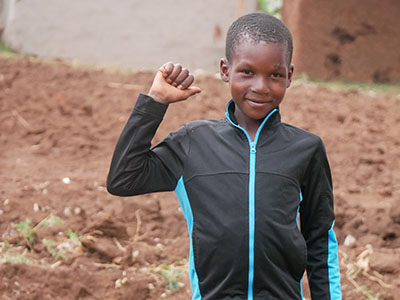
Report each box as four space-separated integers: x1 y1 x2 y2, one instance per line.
1 56 399 299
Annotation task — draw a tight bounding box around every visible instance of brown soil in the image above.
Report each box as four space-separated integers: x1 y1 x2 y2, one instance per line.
1 56 399 299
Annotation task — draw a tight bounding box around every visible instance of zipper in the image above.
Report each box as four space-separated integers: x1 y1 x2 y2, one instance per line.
225 105 277 300
247 141 256 300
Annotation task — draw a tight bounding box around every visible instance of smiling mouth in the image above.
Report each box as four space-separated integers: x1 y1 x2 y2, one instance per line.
246 99 272 104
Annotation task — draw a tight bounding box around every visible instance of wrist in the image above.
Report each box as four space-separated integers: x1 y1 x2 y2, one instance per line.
148 90 169 104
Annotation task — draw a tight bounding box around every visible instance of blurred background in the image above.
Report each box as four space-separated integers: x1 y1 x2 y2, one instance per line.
1 1 399 300
1 0 399 83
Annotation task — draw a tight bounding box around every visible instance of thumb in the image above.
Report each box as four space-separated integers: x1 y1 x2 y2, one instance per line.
180 86 201 100
183 86 202 98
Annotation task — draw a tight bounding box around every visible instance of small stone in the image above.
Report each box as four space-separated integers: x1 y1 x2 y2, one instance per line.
33 203 40 212
0 209 3 215
367 90 377 98
133 250 139 257
63 207 72 217
4 199 10 206
62 177 71 184
97 186 106 191
115 278 122 288
343 234 357 246
115 277 128 288
74 207 81 215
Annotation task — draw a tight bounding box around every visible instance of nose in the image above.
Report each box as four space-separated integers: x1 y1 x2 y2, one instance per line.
251 76 269 95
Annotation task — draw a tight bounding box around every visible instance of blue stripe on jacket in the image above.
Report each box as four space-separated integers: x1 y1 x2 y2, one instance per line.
175 177 201 300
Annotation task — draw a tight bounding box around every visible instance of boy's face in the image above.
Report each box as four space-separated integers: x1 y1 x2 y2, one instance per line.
220 40 294 125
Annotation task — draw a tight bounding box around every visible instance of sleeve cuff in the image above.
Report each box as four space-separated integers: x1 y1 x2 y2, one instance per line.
133 93 169 119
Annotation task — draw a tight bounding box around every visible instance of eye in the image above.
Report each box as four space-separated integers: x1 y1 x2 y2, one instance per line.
271 73 282 78
242 70 253 75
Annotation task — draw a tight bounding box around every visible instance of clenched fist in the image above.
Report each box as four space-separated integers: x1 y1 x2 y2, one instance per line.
148 62 201 104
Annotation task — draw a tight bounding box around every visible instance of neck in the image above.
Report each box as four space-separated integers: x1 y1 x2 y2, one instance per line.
234 111 262 142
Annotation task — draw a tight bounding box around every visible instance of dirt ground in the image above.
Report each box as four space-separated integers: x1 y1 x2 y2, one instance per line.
0 56 399 300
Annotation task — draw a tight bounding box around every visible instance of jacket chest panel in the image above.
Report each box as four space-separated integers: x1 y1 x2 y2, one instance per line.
184 129 251 180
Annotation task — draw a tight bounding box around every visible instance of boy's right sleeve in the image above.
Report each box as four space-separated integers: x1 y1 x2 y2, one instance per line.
106 93 189 196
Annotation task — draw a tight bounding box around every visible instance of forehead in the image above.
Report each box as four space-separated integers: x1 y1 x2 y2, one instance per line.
231 40 288 67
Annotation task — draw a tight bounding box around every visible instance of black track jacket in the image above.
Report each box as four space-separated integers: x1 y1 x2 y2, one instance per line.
107 94 342 300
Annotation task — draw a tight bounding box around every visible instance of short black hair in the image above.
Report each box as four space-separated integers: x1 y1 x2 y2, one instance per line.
225 12 293 65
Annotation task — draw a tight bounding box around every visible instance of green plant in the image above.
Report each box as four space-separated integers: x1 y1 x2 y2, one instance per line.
42 215 64 228
12 219 36 246
294 74 400 96
161 264 184 291
42 239 66 260
0 39 15 53
67 229 80 242
2 252 35 264
258 0 282 16
359 285 382 300
0 242 35 265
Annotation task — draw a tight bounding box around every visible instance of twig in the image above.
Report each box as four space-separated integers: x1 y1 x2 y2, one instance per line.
86 230 104 236
12 110 30 129
93 262 121 269
113 238 126 252
32 214 54 230
362 270 393 289
133 210 142 242
346 271 373 298
51 261 62 268
342 244 393 297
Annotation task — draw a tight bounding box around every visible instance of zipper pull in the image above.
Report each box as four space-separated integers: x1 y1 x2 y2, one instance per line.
250 144 256 153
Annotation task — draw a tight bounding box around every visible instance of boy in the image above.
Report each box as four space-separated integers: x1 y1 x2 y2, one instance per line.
107 13 341 300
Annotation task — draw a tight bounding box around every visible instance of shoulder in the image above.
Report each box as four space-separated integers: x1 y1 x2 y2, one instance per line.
279 122 326 155
165 119 225 141
281 122 323 144
184 119 226 132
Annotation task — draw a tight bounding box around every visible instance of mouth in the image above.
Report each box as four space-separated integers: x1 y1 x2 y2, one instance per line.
246 98 272 105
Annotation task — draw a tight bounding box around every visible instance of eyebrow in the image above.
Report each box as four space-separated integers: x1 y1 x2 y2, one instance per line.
235 61 287 71
274 63 285 70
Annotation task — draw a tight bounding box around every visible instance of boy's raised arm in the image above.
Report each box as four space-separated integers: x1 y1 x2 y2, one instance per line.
106 63 200 196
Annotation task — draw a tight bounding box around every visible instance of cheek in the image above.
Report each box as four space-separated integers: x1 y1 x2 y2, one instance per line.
230 80 248 94
270 80 288 96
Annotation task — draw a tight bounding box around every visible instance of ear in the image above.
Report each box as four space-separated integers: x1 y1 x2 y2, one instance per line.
220 58 230 82
286 64 294 88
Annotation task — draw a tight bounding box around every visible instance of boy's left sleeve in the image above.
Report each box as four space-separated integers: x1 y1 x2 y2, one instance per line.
300 137 342 300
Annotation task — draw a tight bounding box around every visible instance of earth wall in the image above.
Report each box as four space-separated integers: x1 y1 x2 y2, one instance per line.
282 0 400 83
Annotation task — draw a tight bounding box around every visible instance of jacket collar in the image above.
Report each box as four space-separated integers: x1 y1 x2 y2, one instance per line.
225 100 281 128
